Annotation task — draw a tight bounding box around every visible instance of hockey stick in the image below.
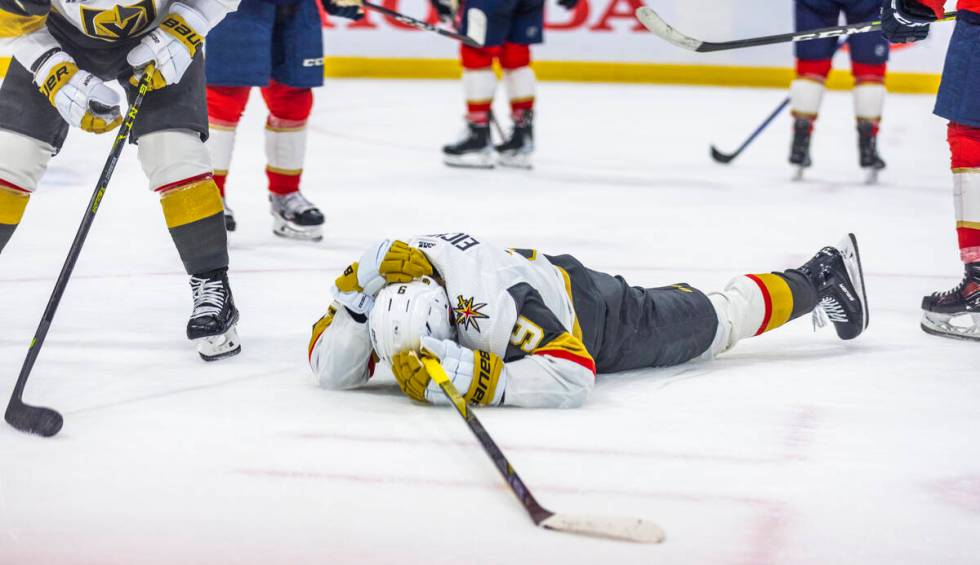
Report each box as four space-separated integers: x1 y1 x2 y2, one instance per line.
419 355 665 543
635 6 956 52
711 97 790 164
4 67 155 437
362 1 483 48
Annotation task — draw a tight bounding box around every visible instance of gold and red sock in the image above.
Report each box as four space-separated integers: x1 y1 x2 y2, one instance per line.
0 180 30 252
742 270 817 336
157 175 228 274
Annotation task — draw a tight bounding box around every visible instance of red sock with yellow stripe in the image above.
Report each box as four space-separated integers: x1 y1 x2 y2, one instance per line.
0 181 30 252
949 122 980 263
262 82 312 196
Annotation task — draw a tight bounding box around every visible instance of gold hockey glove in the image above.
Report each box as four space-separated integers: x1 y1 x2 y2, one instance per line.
379 240 434 283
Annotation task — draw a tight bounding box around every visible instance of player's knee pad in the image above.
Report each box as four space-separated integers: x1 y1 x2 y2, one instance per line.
499 43 531 70
262 82 314 122
949 122 980 260
461 45 496 70
0 129 55 193
206 86 251 128
138 130 213 191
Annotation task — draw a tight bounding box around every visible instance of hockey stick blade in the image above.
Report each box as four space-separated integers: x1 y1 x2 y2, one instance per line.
420 355 665 544
539 513 665 544
710 145 735 164
636 6 956 52
5 399 63 437
634 7 702 51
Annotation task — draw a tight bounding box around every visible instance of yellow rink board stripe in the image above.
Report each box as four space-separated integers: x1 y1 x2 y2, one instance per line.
0 55 941 93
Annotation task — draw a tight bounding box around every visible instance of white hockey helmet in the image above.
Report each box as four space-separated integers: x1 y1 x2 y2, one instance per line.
368 276 455 364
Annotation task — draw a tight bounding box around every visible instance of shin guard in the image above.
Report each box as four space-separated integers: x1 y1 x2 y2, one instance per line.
158 177 229 275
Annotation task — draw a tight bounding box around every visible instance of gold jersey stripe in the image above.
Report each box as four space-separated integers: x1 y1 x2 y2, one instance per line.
957 220 980 230
0 12 46 38
953 167 980 174
309 306 337 358
554 265 584 342
533 331 595 365
160 179 224 229
0 185 30 225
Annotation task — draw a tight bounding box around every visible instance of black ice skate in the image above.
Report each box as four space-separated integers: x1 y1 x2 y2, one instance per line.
223 198 236 232
443 120 494 169
799 233 869 340
790 117 814 181
921 262 980 342
495 110 534 169
270 191 324 242
857 119 886 185
187 268 241 361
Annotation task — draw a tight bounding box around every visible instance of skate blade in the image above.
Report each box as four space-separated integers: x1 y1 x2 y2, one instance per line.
272 217 323 242
921 311 980 342
443 151 495 169
864 168 880 185
792 166 806 182
497 151 533 170
196 326 242 362
836 233 869 332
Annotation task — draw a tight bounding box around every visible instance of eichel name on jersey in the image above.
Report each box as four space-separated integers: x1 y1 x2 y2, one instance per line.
308 232 869 408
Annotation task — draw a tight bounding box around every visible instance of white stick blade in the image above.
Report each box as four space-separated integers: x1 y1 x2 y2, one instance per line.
634 7 702 51
539 513 665 544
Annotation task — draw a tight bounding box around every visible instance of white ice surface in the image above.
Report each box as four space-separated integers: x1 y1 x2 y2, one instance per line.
1 80 979 565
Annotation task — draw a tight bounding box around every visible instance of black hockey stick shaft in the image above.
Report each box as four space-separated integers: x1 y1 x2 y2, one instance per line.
419 355 665 542
5 69 155 437
711 97 790 164
362 1 483 48
636 7 956 52
419 356 554 524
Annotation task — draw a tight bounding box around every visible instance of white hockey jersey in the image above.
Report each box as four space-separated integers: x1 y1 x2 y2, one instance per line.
1 0 237 69
309 233 598 408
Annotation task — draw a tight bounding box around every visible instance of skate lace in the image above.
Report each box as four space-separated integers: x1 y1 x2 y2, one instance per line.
819 296 849 323
936 272 969 298
275 192 316 215
190 277 226 319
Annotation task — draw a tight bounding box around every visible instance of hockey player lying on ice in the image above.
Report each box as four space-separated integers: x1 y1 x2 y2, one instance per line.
309 233 869 408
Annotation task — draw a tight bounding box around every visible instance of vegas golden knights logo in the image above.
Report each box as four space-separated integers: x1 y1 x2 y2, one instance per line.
80 0 156 41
